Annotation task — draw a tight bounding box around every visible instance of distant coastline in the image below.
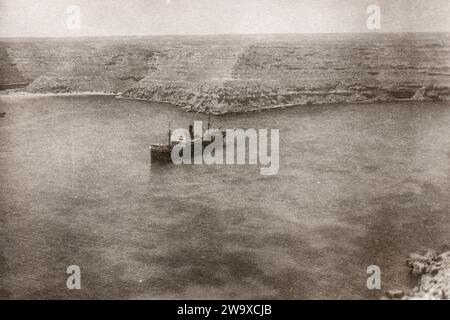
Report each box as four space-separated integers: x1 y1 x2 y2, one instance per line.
1 33 449 114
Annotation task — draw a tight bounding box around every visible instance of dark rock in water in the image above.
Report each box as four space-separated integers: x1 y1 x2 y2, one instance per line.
409 260 428 276
407 252 430 276
0 112 6 118
406 250 439 276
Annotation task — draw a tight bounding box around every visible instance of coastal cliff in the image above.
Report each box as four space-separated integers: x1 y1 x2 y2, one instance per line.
1 33 450 113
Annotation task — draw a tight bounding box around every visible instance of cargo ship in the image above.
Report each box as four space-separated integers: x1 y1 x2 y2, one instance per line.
150 121 226 163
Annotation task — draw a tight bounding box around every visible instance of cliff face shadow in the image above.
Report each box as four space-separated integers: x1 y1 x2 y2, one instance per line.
0 44 28 88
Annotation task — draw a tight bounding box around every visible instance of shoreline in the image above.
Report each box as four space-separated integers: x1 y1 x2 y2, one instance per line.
1 90 448 116
115 93 450 115
0 91 117 98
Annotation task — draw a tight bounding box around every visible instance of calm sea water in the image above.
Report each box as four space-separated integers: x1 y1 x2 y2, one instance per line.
0 95 449 299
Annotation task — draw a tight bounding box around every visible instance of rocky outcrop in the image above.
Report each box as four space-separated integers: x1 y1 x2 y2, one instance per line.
122 81 450 114
385 250 450 300
1 33 450 113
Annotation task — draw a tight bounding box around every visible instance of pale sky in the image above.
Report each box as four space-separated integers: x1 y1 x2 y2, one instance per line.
0 0 449 37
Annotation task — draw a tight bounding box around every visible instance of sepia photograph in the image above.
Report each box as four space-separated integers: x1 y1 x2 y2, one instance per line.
0 0 449 305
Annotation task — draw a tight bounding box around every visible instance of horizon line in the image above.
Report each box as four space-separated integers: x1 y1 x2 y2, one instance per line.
1 30 449 40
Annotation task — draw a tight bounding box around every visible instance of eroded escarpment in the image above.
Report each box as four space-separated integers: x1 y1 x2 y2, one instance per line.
1 33 450 113
0 38 155 93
